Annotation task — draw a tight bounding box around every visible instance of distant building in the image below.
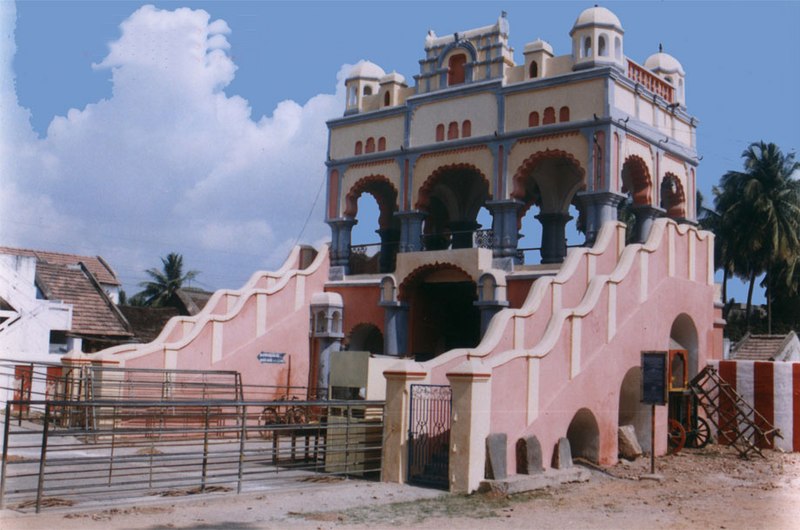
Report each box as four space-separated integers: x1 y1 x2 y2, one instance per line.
730 332 800 362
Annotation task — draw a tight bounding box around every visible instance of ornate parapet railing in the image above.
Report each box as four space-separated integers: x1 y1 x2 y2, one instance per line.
627 60 674 103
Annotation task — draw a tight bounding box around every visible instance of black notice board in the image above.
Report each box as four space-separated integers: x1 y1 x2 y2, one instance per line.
641 351 668 405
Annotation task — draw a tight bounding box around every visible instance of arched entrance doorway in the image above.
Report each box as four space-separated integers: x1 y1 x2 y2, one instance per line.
618 367 650 450
566 407 600 463
400 264 480 361
347 323 384 354
417 164 490 251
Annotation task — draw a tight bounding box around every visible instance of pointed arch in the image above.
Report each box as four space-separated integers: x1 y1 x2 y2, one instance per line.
621 155 653 206
344 175 399 229
511 149 587 214
660 173 686 218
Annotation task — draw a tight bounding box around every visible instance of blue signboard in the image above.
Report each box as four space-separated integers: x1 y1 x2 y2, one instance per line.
257 352 286 364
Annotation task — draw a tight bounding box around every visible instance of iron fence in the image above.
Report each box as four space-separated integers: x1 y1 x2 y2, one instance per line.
1 398 384 512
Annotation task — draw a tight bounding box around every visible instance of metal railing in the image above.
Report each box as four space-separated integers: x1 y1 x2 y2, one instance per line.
1 398 384 512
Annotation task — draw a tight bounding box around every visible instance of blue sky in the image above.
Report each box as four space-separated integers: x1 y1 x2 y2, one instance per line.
2 1 798 304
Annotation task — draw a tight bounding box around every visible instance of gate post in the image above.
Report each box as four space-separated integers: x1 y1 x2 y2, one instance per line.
381 362 428 483
447 360 492 494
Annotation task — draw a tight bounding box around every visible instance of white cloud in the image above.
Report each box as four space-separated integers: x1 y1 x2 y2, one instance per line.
1 4 348 293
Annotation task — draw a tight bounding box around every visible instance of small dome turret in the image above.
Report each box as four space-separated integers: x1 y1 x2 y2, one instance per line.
345 61 386 115
570 6 625 72
645 46 687 106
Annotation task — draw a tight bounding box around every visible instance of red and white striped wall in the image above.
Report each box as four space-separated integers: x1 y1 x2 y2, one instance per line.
709 360 800 452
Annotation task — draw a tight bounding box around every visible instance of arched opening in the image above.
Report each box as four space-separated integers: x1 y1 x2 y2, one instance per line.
378 137 386 152
511 150 586 264
621 156 653 206
447 121 459 140
660 173 686 219
363 85 373 96
331 311 342 334
614 36 622 60
436 124 445 142
583 36 592 58
529 60 538 78
598 35 608 57
618 367 651 451
528 111 540 127
417 165 491 251
670 313 698 379
346 175 400 273
461 120 472 138
355 141 363 156
315 310 327 333
559 106 570 122
365 137 376 154
566 408 600 463
384 92 391 106
448 53 467 86
543 107 556 125
400 264 480 361
348 323 384 354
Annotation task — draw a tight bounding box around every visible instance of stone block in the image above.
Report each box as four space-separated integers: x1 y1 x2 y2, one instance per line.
485 432 508 480
618 424 643 460
552 437 573 469
516 436 545 475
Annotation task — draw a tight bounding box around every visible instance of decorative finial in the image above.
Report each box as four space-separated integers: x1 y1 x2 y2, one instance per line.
659 43 663 53
501 10 507 18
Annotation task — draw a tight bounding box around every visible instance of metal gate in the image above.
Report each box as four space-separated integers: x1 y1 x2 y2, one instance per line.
407 384 451 489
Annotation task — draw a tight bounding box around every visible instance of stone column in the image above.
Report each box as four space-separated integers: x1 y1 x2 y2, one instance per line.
395 211 426 253
377 228 400 273
631 205 665 244
381 301 409 357
487 199 523 260
381 363 429 483
576 191 626 246
446 360 492 493
536 212 572 264
326 218 357 277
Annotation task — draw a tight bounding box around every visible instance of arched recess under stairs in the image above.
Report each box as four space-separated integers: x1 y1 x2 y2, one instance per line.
399 263 480 362
347 323 384 355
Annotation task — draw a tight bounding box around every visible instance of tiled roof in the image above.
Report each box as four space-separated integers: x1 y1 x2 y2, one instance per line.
731 334 792 361
175 287 212 315
0 246 120 286
35 262 131 338
119 306 180 343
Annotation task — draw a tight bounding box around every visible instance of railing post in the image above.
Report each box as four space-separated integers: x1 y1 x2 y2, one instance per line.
200 405 210 491
237 405 247 494
35 403 52 514
0 401 12 508
108 405 117 485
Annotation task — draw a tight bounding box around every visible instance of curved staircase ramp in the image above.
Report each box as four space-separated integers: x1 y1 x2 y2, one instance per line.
84 245 329 366
423 218 715 424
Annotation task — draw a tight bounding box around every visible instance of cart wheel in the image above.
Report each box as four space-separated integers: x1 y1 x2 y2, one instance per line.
668 419 686 454
284 405 306 426
689 417 711 449
258 407 280 439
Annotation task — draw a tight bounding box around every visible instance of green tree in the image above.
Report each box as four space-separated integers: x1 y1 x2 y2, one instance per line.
136 253 199 307
714 142 800 331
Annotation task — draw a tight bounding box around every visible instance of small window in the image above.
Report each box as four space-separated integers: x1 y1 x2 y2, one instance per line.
447 121 459 140
665 76 673 85
461 120 471 138
436 124 445 142
347 86 357 106
363 85 373 96
365 137 375 153
378 137 386 151
528 111 540 127
598 35 608 57
384 92 391 106
543 107 556 125
355 141 363 155
559 106 570 122
529 60 538 79
614 37 622 60
447 53 467 86
583 36 592 58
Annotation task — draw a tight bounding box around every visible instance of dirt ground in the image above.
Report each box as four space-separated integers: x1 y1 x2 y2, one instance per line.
2 444 799 530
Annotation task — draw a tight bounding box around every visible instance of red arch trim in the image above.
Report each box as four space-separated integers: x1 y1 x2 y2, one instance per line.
415 163 492 211
398 262 474 302
344 175 399 229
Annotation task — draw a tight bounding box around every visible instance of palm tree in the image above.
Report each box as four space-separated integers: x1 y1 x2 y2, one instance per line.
714 142 800 331
137 253 199 307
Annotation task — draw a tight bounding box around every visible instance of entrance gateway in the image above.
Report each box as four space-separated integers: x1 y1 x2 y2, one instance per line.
407 384 452 488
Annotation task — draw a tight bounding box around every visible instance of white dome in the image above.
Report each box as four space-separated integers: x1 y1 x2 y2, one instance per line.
524 38 554 55
310 292 343 307
346 61 386 81
644 52 685 76
379 71 406 85
571 6 623 34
